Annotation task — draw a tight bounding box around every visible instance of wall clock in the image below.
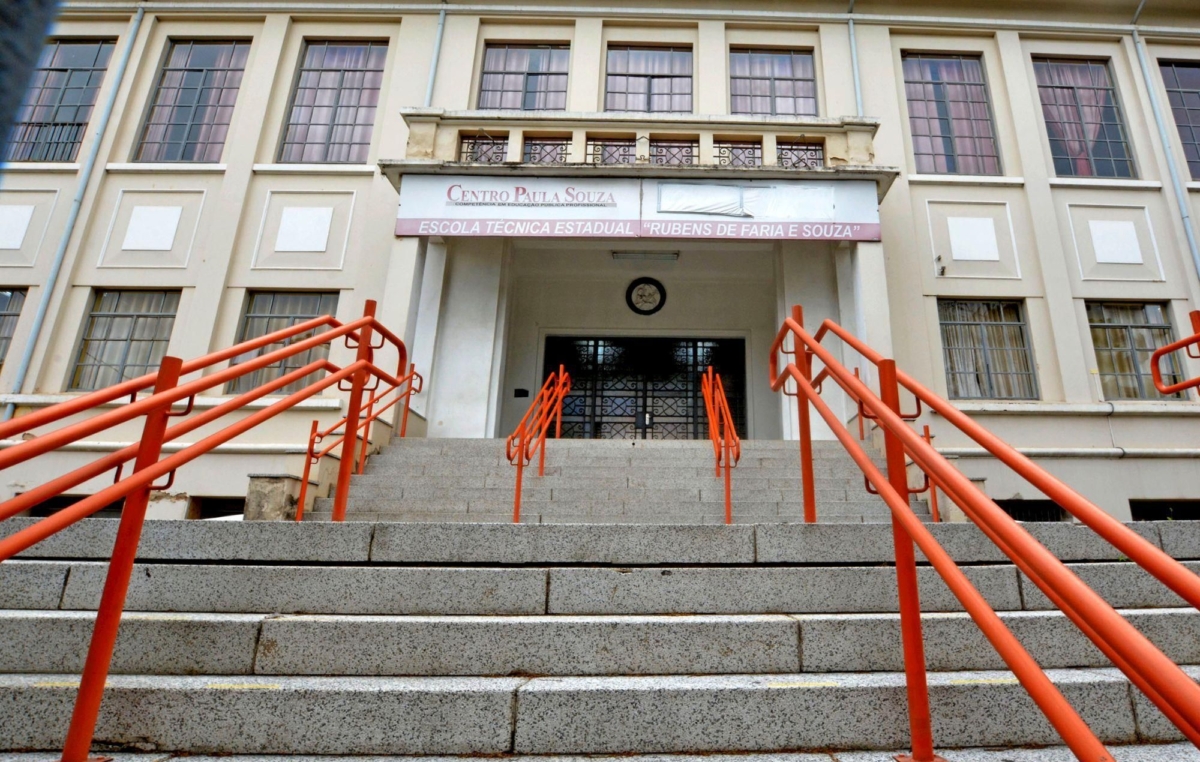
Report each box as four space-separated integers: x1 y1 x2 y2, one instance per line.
626 277 667 316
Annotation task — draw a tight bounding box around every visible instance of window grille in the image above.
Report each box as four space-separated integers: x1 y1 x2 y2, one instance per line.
135 41 250 163
586 138 637 165
605 46 692 113
460 135 509 163
938 299 1039 400
1086 302 1184 400
227 292 339 395
901 53 1001 175
714 141 763 167
279 41 387 164
1034 58 1135 178
776 140 824 169
649 140 698 166
729 49 817 117
523 137 570 164
478 44 569 111
6 40 115 162
70 290 180 391
1159 61 1200 179
0 289 27 371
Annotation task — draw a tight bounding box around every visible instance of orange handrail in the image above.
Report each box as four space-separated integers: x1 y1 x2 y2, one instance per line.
1151 309 1200 395
0 299 412 762
296 362 423 520
506 365 570 523
770 304 1200 762
700 366 740 524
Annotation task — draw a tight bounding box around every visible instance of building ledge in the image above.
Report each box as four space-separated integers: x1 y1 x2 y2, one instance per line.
1048 177 1162 190
941 447 1200 459
253 163 375 176
908 174 1025 187
0 393 343 412
944 401 1200 416
379 159 900 201
0 162 80 173
106 162 227 174
401 107 881 134
0 439 311 455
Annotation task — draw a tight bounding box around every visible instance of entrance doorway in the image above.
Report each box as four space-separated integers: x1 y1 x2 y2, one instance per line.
543 337 747 440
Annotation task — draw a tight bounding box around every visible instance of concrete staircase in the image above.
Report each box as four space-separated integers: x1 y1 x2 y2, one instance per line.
0 517 1198 757
308 437 923 523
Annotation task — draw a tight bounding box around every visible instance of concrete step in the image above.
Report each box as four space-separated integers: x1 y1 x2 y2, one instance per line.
6 608 1198 677
363 463 876 479
0 667 1187 753
332 498 894 518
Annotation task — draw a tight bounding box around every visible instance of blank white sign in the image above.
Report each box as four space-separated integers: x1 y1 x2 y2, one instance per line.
1089 219 1143 264
275 206 334 253
947 216 1001 261
122 206 182 251
0 205 36 250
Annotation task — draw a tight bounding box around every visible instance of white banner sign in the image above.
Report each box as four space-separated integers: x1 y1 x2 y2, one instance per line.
395 175 880 241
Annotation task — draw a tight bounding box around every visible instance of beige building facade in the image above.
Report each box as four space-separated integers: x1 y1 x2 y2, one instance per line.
1 0 1199 520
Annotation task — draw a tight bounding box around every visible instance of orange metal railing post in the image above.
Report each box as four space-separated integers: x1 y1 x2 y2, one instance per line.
295 419 320 522
880 358 937 762
555 364 565 439
400 362 416 437
923 425 941 523
59 356 182 762
357 392 376 476
332 300 376 521
793 306 817 524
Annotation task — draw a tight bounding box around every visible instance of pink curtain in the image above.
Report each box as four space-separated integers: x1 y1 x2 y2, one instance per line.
1035 60 1111 176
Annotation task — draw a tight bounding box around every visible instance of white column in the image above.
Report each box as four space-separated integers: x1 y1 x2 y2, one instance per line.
409 238 446 418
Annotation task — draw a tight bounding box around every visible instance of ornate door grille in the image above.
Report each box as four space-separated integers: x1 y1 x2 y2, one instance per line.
544 336 747 440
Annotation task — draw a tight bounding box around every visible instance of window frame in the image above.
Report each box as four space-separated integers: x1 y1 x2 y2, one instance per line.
1032 56 1138 179
1158 59 1200 180
937 298 1040 401
0 288 28 372
728 47 819 118
604 45 694 114
134 39 251 164
6 39 116 163
1085 301 1185 401
900 51 1003 176
477 43 570 111
68 289 180 392
277 39 388 165
226 290 341 395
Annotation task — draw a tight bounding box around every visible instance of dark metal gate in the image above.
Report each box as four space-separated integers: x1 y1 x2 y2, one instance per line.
543 336 747 440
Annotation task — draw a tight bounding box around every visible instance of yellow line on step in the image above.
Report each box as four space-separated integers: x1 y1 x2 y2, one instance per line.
206 683 283 690
949 677 1020 685
766 680 840 688
33 681 81 688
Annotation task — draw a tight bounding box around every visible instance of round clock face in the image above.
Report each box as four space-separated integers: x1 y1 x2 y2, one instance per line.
626 277 667 316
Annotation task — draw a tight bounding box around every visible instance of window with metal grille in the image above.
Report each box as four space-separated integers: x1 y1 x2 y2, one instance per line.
1034 58 1135 178
901 53 1001 175
714 141 763 167
135 41 249 163
478 44 569 111
1087 302 1184 400
729 49 817 117
586 137 637 164
1130 499 1200 521
227 292 339 395
649 140 697 166
1159 61 1200 179
995 499 1069 522
279 41 387 164
460 135 508 163
70 290 180 391
0 289 27 371
523 137 569 164
5 40 115 162
776 140 824 169
605 46 692 113
938 299 1038 400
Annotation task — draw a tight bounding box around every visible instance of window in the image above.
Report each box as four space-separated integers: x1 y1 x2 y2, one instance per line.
605 46 692 113
714 141 763 167
586 137 637 165
1159 61 1200 179
938 299 1038 400
1034 58 1135 178
6 40 115 162
478 45 569 111
1130 499 1200 521
729 49 817 117
1087 302 1184 400
460 135 508 163
135 41 250 163
70 290 180 391
279 41 387 164
523 137 570 164
777 140 824 169
0 289 27 371
995 500 1068 522
649 140 698 166
228 292 339 395
901 54 1001 175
